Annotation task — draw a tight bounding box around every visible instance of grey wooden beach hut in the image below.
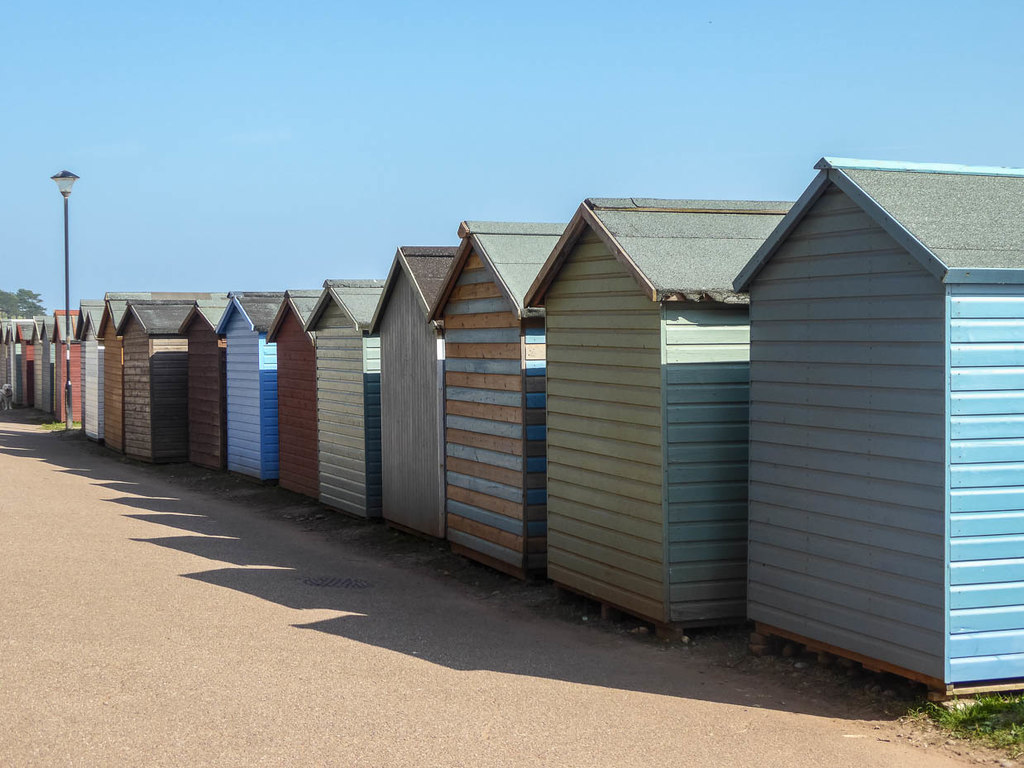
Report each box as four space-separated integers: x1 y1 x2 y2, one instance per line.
304 280 385 518
734 157 1024 694
525 198 789 626
369 246 457 537
33 316 54 415
77 300 106 441
429 222 565 578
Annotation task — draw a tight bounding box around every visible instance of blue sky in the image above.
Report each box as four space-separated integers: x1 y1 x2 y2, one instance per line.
2 1 1022 310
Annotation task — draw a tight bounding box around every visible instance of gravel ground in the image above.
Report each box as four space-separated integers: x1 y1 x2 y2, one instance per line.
0 411 999 766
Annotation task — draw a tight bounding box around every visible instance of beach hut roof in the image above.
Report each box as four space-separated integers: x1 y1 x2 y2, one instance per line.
430 221 566 321
305 280 386 332
526 198 790 307
266 289 322 343
176 297 232 335
31 315 52 343
75 300 105 340
51 310 80 343
14 320 35 343
117 298 223 336
215 292 287 334
369 246 457 332
735 157 1024 291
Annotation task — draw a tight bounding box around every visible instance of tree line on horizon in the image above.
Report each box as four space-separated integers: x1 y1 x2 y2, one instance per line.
0 289 46 319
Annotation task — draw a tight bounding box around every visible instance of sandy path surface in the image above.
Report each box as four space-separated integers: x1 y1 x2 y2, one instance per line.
0 414 970 767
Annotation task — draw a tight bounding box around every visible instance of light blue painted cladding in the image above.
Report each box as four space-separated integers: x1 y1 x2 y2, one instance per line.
257 335 280 478
947 284 1024 683
225 311 267 479
747 184 947 680
663 305 750 623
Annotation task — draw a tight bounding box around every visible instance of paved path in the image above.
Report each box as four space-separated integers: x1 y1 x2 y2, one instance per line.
0 415 966 767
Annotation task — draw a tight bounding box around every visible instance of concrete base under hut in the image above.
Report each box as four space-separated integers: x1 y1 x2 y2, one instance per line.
753 622 1024 701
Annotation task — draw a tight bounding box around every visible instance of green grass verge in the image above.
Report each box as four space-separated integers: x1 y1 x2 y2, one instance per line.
39 421 82 431
923 694 1024 756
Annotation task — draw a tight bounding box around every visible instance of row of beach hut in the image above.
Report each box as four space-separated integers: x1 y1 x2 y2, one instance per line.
2 156 1022 697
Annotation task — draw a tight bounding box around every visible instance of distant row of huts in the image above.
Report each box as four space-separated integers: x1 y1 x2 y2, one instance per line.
3 157 1022 698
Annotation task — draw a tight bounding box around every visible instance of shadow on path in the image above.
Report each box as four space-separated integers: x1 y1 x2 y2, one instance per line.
0 410 909 719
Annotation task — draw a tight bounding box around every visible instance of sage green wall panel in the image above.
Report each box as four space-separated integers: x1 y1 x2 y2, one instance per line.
545 234 666 622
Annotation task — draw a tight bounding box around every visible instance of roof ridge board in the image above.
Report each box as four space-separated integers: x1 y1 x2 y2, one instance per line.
818 156 1024 178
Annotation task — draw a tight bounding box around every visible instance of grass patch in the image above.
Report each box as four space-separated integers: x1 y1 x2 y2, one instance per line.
39 421 81 431
923 694 1024 756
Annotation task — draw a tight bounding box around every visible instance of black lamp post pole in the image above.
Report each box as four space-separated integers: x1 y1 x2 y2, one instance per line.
63 193 71 431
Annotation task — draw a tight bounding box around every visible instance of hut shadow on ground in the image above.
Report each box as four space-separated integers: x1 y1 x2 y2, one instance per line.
0 411 910 719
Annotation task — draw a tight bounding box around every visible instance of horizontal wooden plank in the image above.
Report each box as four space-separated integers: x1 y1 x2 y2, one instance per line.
446 342 521 360
446 427 522 456
446 399 522 424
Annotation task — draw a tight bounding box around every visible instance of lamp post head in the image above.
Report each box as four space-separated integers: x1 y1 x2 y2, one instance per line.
50 170 79 198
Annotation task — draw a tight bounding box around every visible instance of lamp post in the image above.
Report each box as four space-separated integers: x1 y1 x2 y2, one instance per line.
50 170 78 431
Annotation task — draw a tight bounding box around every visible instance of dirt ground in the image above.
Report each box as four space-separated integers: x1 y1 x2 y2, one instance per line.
0 411 1012 766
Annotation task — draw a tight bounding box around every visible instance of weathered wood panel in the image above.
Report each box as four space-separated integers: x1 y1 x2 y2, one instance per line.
379 267 444 535
275 309 318 498
544 234 665 621
442 251 542 576
315 302 381 518
186 321 226 469
747 184 947 679
122 322 154 461
54 342 82 422
20 341 34 407
150 337 189 462
103 337 124 452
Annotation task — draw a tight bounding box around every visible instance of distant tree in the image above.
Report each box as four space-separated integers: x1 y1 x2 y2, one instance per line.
15 289 45 316
0 289 46 318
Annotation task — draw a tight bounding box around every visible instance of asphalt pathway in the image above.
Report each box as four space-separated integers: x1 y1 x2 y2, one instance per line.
0 414 969 767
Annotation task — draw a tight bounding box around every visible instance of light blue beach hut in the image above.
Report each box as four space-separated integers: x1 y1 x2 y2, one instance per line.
216 292 285 481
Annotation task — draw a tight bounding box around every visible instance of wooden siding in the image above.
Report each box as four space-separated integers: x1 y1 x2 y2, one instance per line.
82 340 105 441
663 305 750 623
103 338 124 452
150 337 190 462
947 284 1024 683
379 267 445 536
443 250 545 576
225 312 271 479
315 302 381 518
275 309 318 498
21 342 34 407
122 323 153 460
36 340 53 415
186 322 226 469
747 184 947 680
258 336 280 477
54 343 82 422
545 234 665 620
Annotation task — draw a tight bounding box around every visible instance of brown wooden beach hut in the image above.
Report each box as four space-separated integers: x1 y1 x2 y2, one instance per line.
52 310 81 423
15 321 34 407
117 297 226 463
266 290 321 498
369 246 457 537
428 221 565 578
98 292 216 454
178 298 230 470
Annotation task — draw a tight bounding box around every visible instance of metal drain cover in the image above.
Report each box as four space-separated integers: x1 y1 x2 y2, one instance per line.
300 576 370 589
